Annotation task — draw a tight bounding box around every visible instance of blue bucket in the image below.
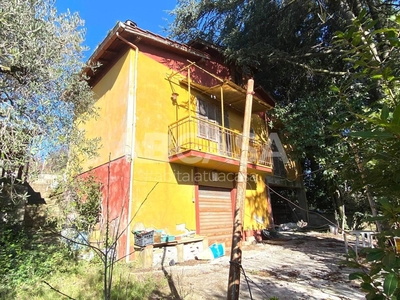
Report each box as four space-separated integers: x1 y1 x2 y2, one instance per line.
210 243 224 258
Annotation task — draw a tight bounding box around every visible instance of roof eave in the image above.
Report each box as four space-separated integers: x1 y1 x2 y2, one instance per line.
84 22 125 75
84 21 210 78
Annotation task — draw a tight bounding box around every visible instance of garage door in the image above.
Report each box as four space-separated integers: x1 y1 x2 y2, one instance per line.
198 186 233 246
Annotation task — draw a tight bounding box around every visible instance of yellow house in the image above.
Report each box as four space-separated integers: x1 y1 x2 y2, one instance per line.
81 20 304 261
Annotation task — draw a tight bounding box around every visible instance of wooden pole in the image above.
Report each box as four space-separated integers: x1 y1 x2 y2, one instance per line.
188 66 191 119
220 86 226 154
227 79 254 300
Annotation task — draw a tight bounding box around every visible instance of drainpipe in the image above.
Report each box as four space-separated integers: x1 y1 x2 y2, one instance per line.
116 31 139 263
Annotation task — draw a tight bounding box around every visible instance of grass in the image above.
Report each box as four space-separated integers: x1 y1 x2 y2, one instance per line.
13 259 168 300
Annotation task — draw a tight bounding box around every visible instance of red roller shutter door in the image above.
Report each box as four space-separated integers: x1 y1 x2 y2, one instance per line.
198 186 233 246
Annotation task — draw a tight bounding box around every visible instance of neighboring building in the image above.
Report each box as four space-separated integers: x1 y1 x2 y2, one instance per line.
81 20 305 261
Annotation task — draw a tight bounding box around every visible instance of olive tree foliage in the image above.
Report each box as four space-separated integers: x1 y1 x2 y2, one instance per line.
0 0 98 189
169 1 400 222
0 2 100 296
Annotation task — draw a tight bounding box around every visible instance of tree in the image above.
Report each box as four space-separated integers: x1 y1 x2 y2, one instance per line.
0 1 99 296
0 0 97 190
170 1 400 297
169 1 400 226
331 10 400 232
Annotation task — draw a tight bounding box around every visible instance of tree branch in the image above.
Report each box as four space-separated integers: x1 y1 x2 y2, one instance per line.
0 64 26 84
281 58 347 76
42 280 76 300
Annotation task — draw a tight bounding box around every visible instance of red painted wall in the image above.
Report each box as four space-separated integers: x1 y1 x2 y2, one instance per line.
139 43 231 87
83 156 131 259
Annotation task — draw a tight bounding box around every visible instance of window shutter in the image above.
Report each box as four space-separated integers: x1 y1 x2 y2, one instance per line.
198 116 208 138
208 120 218 141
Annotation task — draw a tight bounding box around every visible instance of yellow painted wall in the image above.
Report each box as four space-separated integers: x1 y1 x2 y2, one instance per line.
131 161 196 234
131 53 197 234
129 51 273 236
195 168 235 189
244 174 271 230
81 51 133 170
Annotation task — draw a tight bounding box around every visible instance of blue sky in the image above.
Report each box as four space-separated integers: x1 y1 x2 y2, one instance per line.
55 0 177 58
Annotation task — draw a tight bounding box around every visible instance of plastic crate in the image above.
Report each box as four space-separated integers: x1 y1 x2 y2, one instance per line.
133 230 154 247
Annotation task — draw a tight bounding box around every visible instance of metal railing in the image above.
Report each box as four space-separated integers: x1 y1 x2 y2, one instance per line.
168 116 272 167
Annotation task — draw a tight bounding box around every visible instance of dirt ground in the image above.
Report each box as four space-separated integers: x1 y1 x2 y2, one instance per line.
144 231 365 300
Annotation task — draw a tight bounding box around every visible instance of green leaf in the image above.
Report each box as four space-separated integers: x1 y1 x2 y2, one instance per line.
381 105 389 122
370 264 382 277
330 85 340 92
357 8 367 21
347 247 358 260
371 74 383 79
383 272 398 296
346 26 356 39
366 291 377 300
392 105 400 126
348 131 393 139
365 19 378 31
382 124 400 136
361 282 376 292
335 31 345 38
349 271 368 281
367 249 386 262
366 291 385 300
382 252 397 269
345 261 360 268
352 33 362 46
372 28 398 35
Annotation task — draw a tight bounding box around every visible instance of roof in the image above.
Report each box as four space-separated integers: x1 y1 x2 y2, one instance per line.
85 20 210 86
85 20 275 108
180 79 274 112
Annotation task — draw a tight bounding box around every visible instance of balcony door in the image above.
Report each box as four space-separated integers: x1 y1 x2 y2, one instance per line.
196 97 230 155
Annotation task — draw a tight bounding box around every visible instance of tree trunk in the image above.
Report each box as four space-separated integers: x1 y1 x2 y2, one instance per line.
335 188 346 232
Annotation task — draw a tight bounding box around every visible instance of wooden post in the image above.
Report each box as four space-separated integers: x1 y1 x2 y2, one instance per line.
221 86 226 154
188 65 191 119
227 79 254 300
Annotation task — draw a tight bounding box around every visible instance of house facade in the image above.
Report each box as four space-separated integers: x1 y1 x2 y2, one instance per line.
81 20 303 261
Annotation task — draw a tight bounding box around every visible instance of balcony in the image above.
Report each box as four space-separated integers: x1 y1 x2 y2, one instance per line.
168 116 273 174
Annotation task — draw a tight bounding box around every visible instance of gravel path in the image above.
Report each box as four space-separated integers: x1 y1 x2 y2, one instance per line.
147 231 364 299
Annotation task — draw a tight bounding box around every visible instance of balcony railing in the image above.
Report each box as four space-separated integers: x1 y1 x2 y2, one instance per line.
168 116 272 168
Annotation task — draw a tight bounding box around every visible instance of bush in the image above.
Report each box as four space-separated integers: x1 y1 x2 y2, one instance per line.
0 223 75 298
347 198 400 299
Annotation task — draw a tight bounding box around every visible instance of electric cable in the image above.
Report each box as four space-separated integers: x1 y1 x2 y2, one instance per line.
268 186 352 234
240 264 253 300
240 265 270 299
